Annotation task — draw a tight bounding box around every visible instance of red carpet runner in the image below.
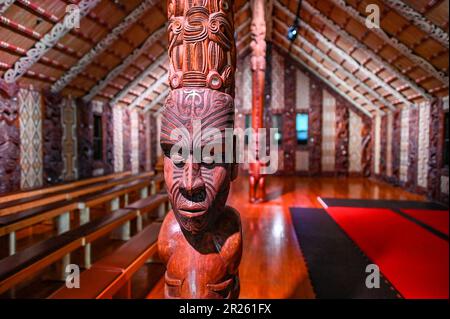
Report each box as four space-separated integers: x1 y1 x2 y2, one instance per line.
400 209 449 236
325 207 449 299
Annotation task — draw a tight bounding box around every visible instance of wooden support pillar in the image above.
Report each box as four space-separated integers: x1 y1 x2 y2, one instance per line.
110 197 130 240
79 207 91 269
8 232 16 256
249 0 267 203
56 212 70 280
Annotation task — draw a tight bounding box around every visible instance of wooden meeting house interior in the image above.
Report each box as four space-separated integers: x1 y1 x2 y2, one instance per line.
0 0 448 300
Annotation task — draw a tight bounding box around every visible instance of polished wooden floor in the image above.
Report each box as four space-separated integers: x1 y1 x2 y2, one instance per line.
146 175 426 299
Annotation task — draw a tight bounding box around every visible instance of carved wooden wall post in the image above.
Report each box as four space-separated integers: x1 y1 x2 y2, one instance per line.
157 0 242 299
249 0 267 203
0 80 20 195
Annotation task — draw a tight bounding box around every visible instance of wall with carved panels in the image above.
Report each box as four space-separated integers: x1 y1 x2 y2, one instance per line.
234 47 370 177
373 98 449 205
18 89 43 190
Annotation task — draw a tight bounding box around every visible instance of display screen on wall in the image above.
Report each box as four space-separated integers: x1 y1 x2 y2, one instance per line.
296 113 309 145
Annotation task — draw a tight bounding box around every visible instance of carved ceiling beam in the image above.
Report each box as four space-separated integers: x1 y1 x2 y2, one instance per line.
275 1 413 106
50 0 159 93
274 18 396 111
265 0 274 40
383 0 448 49
2 0 100 83
142 88 169 113
276 1 432 101
128 73 168 110
325 0 448 85
111 53 168 106
0 0 16 14
82 25 166 102
236 19 250 34
274 30 379 116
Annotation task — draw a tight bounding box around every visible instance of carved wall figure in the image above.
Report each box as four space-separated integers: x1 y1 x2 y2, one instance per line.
158 0 242 299
249 0 267 202
0 81 20 194
43 91 64 185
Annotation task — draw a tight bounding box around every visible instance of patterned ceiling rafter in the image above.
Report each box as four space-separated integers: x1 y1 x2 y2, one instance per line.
274 30 381 116
275 1 413 106
83 24 167 102
128 73 168 110
275 37 373 118
383 0 448 49
111 53 168 106
50 0 159 93
294 0 433 101
143 88 169 113
3 0 101 83
274 17 397 111
0 0 15 14
326 0 448 85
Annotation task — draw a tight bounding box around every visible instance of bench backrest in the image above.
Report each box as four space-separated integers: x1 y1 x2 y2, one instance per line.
0 172 131 205
0 172 155 216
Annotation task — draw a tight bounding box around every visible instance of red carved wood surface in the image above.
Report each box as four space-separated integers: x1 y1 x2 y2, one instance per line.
42 91 63 185
283 64 296 174
103 103 114 175
427 98 445 202
158 0 242 299
122 108 131 172
249 0 267 202
0 90 20 195
392 110 401 185
379 114 388 178
309 79 323 176
335 97 349 176
149 115 157 171
362 116 372 178
138 112 146 172
76 99 93 179
407 107 419 192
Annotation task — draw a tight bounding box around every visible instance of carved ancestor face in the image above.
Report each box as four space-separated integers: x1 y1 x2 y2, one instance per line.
160 88 237 235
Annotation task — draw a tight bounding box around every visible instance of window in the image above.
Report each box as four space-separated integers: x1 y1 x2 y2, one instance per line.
272 114 283 145
93 114 103 161
444 112 449 168
245 114 252 145
296 113 309 145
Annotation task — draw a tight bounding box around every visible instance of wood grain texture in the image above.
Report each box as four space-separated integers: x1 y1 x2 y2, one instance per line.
158 0 241 299
379 114 388 178
0 90 20 195
407 107 419 192
76 99 93 179
122 108 131 172
392 109 402 185
283 63 296 174
335 97 349 176
103 103 114 175
42 91 63 185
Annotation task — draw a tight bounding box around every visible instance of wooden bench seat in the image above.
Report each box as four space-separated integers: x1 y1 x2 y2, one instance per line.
0 171 131 205
49 222 162 299
0 208 136 294
0 175 155 255
0 172 154 216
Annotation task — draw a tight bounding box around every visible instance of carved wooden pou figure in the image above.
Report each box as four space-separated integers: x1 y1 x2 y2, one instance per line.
157 0 242 299
249 0 266 203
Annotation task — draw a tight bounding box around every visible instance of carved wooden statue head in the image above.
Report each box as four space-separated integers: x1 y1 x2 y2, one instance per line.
158 0 242 299
160 88 238 236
